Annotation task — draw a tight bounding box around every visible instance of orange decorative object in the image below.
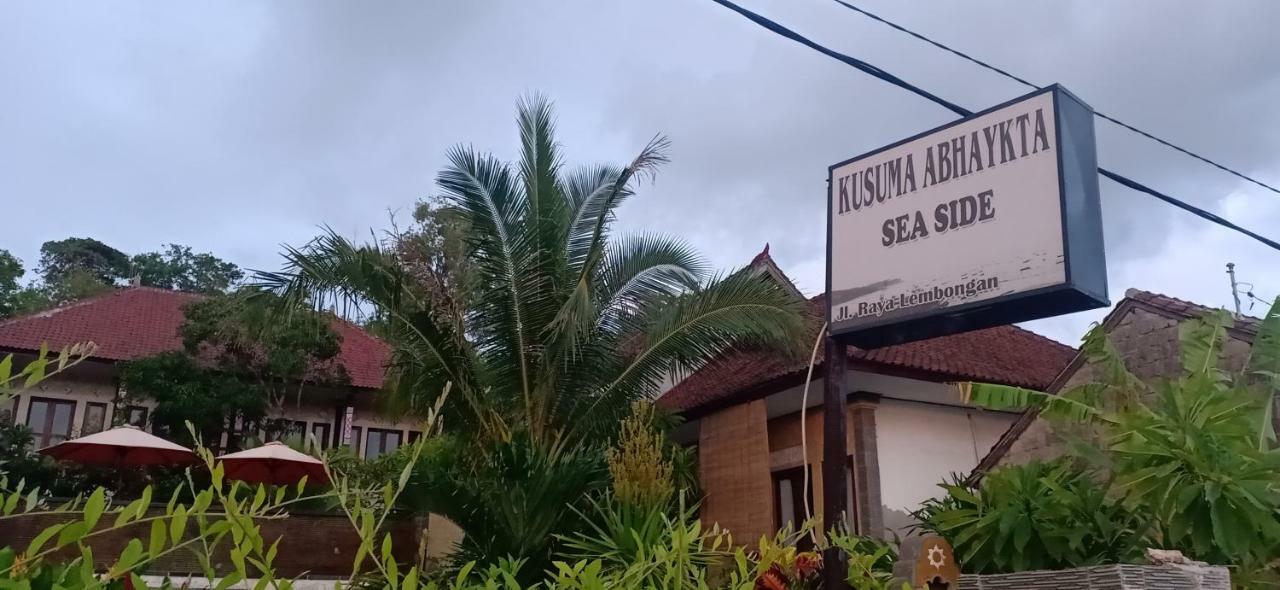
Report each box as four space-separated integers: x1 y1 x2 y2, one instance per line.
913 536 961 588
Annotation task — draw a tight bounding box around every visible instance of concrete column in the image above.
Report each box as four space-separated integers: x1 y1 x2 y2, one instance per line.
849 393 884 538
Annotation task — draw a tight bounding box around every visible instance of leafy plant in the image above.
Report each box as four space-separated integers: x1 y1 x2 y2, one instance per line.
913 460 1149 574
606 402 674 511
825 529 906 590
965 298 1280 583
404 434 609 584
0 437 319 589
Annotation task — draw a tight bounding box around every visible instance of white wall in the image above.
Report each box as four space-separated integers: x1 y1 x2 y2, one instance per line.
4 367 424 459
12 374 118 439
875 398 1015 514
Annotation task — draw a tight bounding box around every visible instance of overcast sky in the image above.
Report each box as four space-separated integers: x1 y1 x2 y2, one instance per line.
3 1 1279 344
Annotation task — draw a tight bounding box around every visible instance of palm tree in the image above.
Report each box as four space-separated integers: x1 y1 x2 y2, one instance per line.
258 95 808 449
259 96 808 577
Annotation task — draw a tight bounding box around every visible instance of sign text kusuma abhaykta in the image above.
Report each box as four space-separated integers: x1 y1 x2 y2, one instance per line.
826 85 1109 348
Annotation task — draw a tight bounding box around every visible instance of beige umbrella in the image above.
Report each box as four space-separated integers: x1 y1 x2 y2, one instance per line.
215 441 329 486
39 425 199 466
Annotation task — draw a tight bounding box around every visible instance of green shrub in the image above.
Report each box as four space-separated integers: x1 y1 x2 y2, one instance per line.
913 460 1149 574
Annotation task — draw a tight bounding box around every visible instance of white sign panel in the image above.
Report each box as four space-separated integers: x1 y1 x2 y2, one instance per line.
827 85 1106 346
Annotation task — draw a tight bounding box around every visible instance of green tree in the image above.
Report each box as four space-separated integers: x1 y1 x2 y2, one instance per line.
37 237 129 287
120 290 348 448
257 95 808 576
914 461 1149 574
130 243 243 293
29 237 129 307
0 250 24 319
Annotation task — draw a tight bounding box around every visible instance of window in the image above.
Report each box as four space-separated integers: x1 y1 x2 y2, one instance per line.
26 398 76 448
83 402 109 435
125 406 149 428
772 466 815 550
364 428 402 459
406 430 422 445
311 422 332 450
2 395 17 424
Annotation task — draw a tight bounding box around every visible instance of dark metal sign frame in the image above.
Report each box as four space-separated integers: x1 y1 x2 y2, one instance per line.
825 84 1108 349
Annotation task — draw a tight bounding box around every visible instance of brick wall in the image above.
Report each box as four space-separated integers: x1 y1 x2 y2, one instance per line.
0 509 423 577
999 305 1254 468
698 398 774 543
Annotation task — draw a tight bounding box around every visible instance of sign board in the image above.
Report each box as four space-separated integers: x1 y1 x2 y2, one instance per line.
827 85 1107 347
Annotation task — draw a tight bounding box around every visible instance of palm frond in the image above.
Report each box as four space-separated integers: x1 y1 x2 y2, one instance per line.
575 268 806 438
545 137 672 365
252 229 477 414
517 93 564 224
438 145 541 404
564 135 670 276
565 164 628 256
516 93 571 303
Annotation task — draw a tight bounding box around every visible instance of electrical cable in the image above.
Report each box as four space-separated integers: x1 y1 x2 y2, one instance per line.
826 0 1280 198
798 321 827 543
708 0 1280 253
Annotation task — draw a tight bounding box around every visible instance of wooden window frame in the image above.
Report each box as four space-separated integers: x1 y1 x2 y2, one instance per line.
83 402 109 435
363 428 403 460
25 397 77 448
125 405 149 428
311 422 332 450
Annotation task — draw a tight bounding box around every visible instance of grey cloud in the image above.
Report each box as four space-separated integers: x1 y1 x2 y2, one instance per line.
2 0 1277 345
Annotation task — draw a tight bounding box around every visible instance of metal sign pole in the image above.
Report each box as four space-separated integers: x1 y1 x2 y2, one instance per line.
821 336 851 589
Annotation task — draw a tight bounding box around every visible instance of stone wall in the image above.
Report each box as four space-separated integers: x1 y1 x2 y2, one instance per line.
956 563 1230 589
997 304 1253 468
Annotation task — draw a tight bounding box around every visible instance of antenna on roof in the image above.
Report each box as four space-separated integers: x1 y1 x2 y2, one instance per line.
1227 263 1242 318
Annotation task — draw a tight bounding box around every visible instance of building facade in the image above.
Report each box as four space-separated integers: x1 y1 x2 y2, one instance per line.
657 249 1075 541
0 286 421 458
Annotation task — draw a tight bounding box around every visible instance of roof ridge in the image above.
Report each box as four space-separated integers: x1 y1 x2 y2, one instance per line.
1125 288 1262 325
0 286 132 327
1004 322 1078 354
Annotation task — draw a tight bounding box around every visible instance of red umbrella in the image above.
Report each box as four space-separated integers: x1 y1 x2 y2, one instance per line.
39 425 199 466
215 442 329 486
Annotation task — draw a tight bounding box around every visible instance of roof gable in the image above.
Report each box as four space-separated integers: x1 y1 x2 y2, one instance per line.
0 287 390 389
969 288 1259 480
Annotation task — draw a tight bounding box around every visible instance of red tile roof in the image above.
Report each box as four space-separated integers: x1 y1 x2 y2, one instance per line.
0 287 390 389
657 250 1076 416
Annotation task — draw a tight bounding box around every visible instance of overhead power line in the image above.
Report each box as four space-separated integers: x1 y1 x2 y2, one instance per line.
826 0 1280 198
708 0 1280 253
